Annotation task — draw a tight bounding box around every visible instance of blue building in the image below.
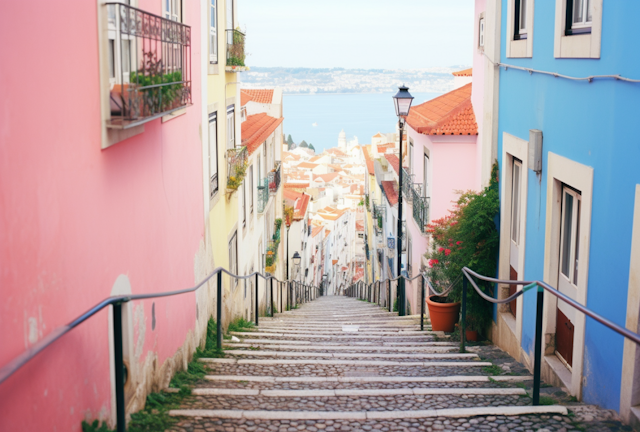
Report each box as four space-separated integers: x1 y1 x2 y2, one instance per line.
487 0 640 423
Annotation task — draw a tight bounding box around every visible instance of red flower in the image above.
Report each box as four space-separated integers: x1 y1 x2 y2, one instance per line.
456 241 462 245
449 243 453 247
438 247 444 252
445 249 451 256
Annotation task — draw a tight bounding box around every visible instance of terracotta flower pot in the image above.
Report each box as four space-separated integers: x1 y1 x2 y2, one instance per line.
426 295 460 332
465 329 479 342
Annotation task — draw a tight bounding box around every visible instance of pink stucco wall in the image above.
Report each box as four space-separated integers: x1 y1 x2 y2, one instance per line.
0 1 203 430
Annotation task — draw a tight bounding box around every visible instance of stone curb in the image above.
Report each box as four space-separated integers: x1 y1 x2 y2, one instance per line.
222 343 456 352
203 375 534 383
191 387 527 397
199 358 493 367
222 350 479 360
169 405 568 420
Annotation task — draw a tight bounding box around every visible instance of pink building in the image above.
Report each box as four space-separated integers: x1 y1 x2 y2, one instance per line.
403 81 479 308
0 1 204 430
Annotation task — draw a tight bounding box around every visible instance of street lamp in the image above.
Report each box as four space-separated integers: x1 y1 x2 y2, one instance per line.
392 84 414 317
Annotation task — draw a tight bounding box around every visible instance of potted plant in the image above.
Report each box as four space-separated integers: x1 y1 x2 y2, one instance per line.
424 162 500 336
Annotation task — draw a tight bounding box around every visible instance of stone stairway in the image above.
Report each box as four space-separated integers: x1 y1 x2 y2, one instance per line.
168 296 576 431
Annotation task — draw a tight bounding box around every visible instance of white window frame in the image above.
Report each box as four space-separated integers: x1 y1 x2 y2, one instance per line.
163 0 182 22
517 0 528 37
208 112 219 199
249 164 254 214
209 0 218 63
506 0 534 58
479 17 485 48
511 159 522 245
229 231 238 286
226 106 235 149
554 0 602 58
570 0 593 30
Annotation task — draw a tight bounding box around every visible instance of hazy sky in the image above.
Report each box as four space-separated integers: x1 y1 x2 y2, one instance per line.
241 0 474 69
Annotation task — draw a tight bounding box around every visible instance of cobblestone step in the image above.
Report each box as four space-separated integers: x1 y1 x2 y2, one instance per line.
222 350 478 360
168 296 578 430
222 343 455 352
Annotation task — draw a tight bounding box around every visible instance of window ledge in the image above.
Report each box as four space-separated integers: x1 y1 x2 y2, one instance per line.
162 108 187 123
225 65 250 73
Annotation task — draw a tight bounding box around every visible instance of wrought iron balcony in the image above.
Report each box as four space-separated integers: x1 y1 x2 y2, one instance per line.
226 146 248 193
411 187 430 234
257 178 269 213
226 29 246 70
106 3 192 129
268 161 282 194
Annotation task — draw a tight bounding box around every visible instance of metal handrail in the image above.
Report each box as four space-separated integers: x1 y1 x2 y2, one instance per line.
0 266 321 432
460 266 640 407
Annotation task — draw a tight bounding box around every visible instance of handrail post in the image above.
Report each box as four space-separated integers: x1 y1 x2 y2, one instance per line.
113 301 126 432
255 273 259 326
388 280 391 312
460 276 467 353
533 286 544 406
217 271 223 351
399 277 406 316
280 281 283 313
270 278 274 317
421 274 425 332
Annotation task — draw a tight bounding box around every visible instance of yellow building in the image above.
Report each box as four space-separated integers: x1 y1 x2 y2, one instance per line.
202 0 250 327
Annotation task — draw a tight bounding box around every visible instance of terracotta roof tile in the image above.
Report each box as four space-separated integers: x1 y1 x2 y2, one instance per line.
452 68 473 77
332 259 338 265
295 193 311 219
312 226 324 237
241 113 284 155
406 83 478 136
241 89 274 106
381 180 399 207
298 162 319 169
384 154 400 175
377 143 395 153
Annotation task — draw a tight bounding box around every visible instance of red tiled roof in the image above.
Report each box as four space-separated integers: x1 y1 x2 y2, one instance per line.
332 259 338 265
405 83 478 136
284 182 309 189
373 133 383 138
381 180 399 206
341 266 348 271
385 154 400 175
312 226 324 237
356 221 364 231
298 162 319 169
242 113 284 155
377 143 395 153
452 68 472 77
361 145 375 176
295 193 311 220
241 89 274 106
313 172 340 183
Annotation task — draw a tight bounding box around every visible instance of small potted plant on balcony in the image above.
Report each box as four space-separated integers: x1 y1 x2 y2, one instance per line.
424 162 500 336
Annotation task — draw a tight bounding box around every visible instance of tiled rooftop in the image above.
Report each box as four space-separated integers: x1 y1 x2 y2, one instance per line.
452 68 472 77
384 154 400 176
241 113 284 155
381 180 399 207
240 89 274 106
405 83 478 136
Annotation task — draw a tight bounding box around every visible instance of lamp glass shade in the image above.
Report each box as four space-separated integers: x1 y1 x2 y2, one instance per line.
392 85 414 117
292 252 301 266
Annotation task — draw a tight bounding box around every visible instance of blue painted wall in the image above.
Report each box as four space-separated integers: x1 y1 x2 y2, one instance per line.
498 0 640 411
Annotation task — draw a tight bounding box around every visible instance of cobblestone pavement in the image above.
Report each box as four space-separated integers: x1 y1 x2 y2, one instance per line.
168 296 633 431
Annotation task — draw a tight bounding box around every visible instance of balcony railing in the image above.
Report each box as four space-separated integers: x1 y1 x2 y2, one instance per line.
257 178 269 213
268 161 282 194
411 187 430 234
226 146 248 193
226 29 246 69
264 220 282 274
106 3 192 129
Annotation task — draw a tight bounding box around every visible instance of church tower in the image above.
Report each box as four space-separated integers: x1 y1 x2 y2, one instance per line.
338 129 347 150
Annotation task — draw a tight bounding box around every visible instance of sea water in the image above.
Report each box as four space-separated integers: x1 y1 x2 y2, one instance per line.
282 92 442 153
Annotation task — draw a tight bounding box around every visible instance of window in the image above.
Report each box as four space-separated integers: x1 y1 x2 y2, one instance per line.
108 40 116 79
560 186 581 285
566 0 592 35
242 183 246 226
164 0 182 22
423 153 429 198
409 139 414 175
514 0 527 39
479 17 485 48
507 0 533 57
210 0 217 63
249 164 254 214
226 106 235 149
229 231 238 285
554 0 601 58
208 112 219 199
511 159 522 245
226 0 234 29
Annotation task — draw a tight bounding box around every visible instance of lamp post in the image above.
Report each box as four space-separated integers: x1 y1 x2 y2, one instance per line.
392 85 414 317
292 251 301 303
